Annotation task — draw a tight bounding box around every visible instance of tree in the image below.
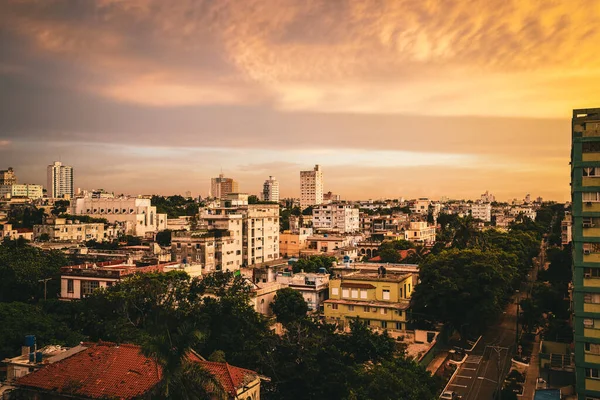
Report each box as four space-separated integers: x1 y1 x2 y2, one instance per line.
271 288 309 324
411 249 519 333
51 200 70 216
350 357 441 400
248 195 259 204
156 230 172 247
291 255 336 273
378 248 401 263
0 239 69 302
38 233 50 242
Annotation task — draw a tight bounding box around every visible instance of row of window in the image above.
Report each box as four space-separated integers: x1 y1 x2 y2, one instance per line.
66 279 112 295
330 303 403 316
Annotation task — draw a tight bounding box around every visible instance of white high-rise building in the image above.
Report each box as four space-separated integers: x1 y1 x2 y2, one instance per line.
300 165 323 210
262 176 280 202
47 161 74 199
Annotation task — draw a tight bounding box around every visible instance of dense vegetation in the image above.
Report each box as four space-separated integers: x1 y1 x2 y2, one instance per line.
152 195 201 218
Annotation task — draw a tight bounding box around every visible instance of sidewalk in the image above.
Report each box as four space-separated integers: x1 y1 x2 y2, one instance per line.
523 334 541 400
426 351 448 375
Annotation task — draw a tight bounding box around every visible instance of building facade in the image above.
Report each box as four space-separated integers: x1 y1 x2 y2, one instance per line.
0 184 43 200
70 196 167 237
210 174 239 199
572 108 600 400
33 218 104 242
471 203 492 222
0 167 17 185
312 204 360 233
276 272 329 311
262 176 280 202
324 269 415 331
404 221 436 244
300 164 323 210
47 161 74 199
243 205 280 266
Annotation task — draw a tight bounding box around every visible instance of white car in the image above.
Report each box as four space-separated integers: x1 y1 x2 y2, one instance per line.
440 391 461 399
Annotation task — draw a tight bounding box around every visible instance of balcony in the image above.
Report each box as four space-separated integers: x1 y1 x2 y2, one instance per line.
583 153 600 162
585 353 600 364
586 378 600 392
584 303 600 313
584 328 600 339
584 129 600 138
583 202 600 213
583 227 600 237
584 253 600 263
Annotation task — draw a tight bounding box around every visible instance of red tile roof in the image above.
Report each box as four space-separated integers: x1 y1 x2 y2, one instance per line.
16 342 162 399
16 342 259 399
194 359 259 397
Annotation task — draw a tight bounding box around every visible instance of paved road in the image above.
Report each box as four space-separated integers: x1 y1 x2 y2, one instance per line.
445 301 517 399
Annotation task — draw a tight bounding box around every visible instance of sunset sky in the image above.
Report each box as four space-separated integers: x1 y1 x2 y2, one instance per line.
1 0 597 201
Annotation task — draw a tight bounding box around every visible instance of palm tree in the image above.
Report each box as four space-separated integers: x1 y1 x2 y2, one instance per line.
143 322 226 400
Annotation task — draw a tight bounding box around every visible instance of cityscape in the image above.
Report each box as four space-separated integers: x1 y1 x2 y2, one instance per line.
0 1 597 400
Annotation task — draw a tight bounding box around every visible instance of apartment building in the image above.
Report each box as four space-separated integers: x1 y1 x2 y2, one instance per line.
312 204 359 233
171 214 243 272
276 271 330 311
404 221 436 244
70 196 167 237
199 204 279 267
324 268 415 331
571 108 600 400
33 218 104 242
562 213 573 248
410 198 430 214
47 161 74 199
279 230 310 258
0 167 17 185
0 184 43 200
262 176 280 202
300 164 323 210
209 173 238 199
471 203 492 222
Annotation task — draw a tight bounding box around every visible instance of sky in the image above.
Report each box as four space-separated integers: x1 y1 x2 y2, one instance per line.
1 0 597 202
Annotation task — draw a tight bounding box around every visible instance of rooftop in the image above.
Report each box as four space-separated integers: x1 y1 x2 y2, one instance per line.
335 270 411 283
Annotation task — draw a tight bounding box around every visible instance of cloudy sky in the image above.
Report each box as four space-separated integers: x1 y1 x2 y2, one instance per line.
1 0 595 201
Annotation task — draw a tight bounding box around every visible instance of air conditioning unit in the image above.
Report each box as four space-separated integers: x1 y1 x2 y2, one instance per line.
585 249 591 255
584 223 594 228
585 272 592 278
587 202 594 206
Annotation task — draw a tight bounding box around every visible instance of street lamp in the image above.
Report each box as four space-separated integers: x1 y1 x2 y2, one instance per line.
39 278 51 301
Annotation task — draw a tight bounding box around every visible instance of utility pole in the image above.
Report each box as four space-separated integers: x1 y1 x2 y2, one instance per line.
38 278 51 300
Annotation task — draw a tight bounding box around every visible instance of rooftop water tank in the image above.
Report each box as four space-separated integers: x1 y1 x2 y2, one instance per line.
35 351 43 363
25 335 36 347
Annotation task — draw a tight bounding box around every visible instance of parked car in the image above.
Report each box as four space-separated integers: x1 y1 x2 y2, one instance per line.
440 391 462 400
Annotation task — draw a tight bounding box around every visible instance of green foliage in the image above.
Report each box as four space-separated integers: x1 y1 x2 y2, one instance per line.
378 248 401 263
248 195 259 204
350 357 441 400
0 302 84 361
291 255 336 273
279 206 301 232
411 249 519 333
0 239 69 302
59 214 108 224
156 230 172 247
270 288 309 324
152 195 200 218
51 200 70 216
301 206 313 216
38 233 50 242
7 205 46 228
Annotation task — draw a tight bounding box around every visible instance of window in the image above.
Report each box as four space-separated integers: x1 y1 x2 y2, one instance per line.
585 343 600 355
332 287 339 296
584 243 600 254
81 280 100 296
360 289 367 299
381 321 387 329
585 319 594 328
381 308 388 315
365 320 371 326
342 288 349 298
586 368 600 379
584 167 600 177
67 279 74 293
408 283 411 293
584 293 600 304
351 289 358 299
399 288 403 298
583 192 600 202
583 142 600 153
395 322 403 330
347 305 354 311
382 289 390 300
585 268 600 278
364 306 370 312
332 303 338 310
372 307 377 313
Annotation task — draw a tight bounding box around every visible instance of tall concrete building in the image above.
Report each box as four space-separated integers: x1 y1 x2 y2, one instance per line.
0 167 17 185
210 174 239 199
262 176 280 202
572 108 600 399
300 164 323 210
47 161 74 199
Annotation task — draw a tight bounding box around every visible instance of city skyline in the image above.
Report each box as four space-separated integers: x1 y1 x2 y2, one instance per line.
1 0 593 201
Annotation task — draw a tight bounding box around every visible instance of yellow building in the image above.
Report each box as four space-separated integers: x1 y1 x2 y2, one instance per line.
324 269 415 331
